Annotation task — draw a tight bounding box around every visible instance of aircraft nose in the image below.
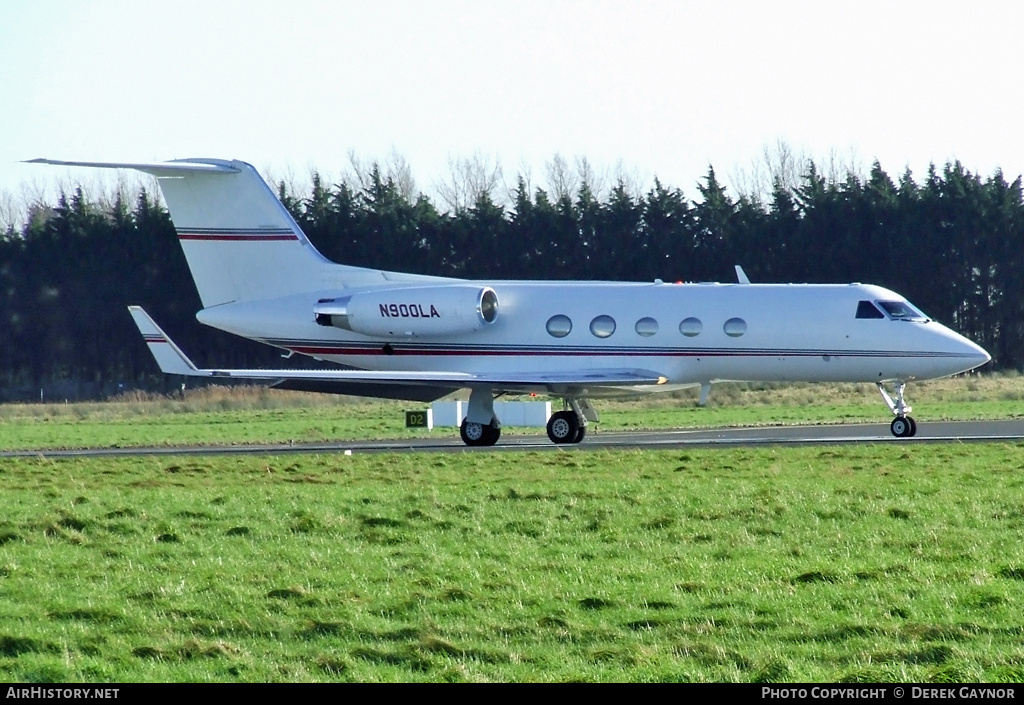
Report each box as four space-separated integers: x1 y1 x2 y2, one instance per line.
948 330 991 373
968 341 992 367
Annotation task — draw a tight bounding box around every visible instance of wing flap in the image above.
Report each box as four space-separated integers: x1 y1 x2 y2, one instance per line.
270 379 458 402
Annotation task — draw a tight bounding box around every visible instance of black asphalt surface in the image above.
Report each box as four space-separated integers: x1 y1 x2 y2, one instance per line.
2 420 1022 458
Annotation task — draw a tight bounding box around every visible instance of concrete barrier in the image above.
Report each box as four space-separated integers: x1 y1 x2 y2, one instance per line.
429 400 552 427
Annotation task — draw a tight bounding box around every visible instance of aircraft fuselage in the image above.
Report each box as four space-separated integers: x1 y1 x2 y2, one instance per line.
195 279 988 393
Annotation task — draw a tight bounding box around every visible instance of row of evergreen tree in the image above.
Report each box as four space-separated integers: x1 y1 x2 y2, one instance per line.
1 158 1019 400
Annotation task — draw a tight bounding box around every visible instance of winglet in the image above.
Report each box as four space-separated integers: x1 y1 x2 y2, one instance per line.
128 306 202 376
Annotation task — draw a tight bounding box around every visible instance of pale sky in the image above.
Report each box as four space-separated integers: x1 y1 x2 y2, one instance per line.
2 0 1023 218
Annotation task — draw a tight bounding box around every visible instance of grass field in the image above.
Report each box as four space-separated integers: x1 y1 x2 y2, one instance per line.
0 373 1021 451
0 375 1022 682
0 446 1023 682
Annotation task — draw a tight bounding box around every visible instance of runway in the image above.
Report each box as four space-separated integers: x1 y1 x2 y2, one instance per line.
3 419 1022 458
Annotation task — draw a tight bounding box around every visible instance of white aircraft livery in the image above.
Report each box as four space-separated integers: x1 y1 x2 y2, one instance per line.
30 158 991 445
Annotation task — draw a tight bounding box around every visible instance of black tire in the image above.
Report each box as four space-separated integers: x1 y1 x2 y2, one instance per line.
546 411 578 444
890 416 912 438
573 424 587 444
907 416 917 437
460 418 500 446
460 418 486 446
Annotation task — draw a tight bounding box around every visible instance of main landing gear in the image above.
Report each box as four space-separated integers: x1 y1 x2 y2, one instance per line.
458 390 599 447
460 386 502 447
545 398 595 445
460 417 501 446
878 381 917 438
546 410 586 444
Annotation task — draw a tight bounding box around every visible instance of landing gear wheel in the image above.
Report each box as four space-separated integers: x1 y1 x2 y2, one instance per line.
890 417 908 437
460 419 485 446
878 382 917 438
574 424 587 443
890 416 916 438
546 410 579 444
461 418 501 446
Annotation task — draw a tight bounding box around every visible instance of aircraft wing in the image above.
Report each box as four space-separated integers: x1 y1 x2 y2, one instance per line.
129 306 668 398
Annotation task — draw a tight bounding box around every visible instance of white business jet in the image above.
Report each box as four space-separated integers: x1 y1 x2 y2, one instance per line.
30 158 991 445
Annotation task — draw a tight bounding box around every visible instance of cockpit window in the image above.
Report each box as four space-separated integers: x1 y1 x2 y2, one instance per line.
877 300 928 321
856 300 885 319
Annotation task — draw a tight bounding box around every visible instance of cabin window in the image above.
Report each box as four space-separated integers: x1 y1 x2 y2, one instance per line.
723 317 747 337
878 300 928 321
590 315 616 338
679 317 702 337
546 314 572 338
856 300 885 319
635 317 658 337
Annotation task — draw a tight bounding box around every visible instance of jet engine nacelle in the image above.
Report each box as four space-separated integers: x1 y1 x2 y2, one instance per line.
314 285 499 337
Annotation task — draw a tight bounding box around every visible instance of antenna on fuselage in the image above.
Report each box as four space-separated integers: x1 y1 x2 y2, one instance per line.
735 265 751 284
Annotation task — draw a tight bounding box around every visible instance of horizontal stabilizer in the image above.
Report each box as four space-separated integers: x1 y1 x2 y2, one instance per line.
25 158 240 177
129 306 668 396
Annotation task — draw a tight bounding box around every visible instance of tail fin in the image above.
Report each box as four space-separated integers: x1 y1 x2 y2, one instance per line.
154 158 336 307
31 158 341 307
30 157 452 306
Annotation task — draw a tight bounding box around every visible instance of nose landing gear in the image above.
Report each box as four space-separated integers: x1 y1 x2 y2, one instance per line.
889 415 917 438
878 381 917 438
